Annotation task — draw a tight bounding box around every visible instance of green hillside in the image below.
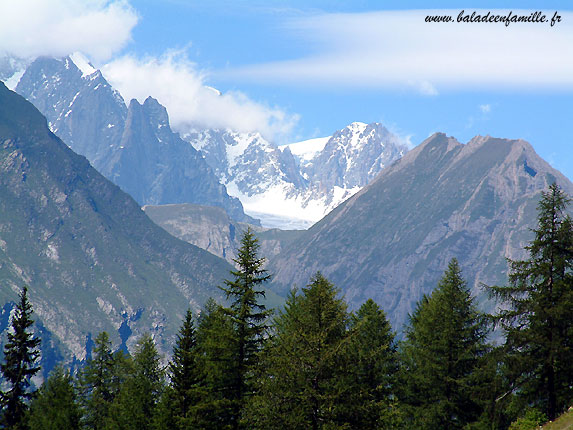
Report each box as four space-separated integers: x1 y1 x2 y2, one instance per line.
0 82 232 366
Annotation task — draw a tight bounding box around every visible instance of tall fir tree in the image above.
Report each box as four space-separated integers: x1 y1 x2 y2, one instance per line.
248 273 350 429
219 227 271 428
344 299 401 429
78 332 119 430
488 183 573 420
106 334 165 430
27 366 81 430
401 259 489 430
0 286 41 430
133 334 165 420
168 309 203 428
195 298 237 430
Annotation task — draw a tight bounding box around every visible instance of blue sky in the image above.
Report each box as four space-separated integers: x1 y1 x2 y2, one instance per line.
133 0 573 178
1 0 572 178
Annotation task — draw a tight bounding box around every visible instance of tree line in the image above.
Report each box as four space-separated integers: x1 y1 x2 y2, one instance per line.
1 183 572 429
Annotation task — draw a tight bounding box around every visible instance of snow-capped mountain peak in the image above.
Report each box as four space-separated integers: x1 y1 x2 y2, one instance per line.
306 122 408 189
345 121 368 132
187 122 409 229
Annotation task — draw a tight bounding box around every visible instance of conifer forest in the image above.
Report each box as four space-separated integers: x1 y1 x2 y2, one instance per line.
1 184 572 430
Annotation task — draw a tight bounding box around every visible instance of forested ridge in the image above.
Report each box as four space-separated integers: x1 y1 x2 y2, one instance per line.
1 184 572 430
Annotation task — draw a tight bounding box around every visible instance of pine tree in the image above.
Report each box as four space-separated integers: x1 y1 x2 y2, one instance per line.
106 334 165 430
78 331 117 430
130 334 165 426
488 183 573 420
169 309 203 428
27 366 81 430
401 259 489 430
195 299 238 430
249 273 350 429
219 227 271 428
0 286 41 430
344 299 400 429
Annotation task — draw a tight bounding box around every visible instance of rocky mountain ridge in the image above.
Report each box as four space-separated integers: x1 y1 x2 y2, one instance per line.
5 53 409 229
11 54 256 224
186 122 408 228
0 82 233 370
267 132 573 331
143 203 304 265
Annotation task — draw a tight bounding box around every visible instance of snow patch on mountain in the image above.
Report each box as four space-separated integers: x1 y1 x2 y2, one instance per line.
69 52 97 77
282 136 330 162
187 122 408 229
0 56 30 90
4 69 25 90
225 181 325 228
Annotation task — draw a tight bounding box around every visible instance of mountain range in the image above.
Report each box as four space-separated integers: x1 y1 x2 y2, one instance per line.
6 54 409 229
138 132 573 334
266 133 573 330
13 55 256 224
2 51 572 364
187 122 408 228
0 81 233 374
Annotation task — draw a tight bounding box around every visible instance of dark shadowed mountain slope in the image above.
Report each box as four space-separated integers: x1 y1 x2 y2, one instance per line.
268 133 573 331
0 82 233 365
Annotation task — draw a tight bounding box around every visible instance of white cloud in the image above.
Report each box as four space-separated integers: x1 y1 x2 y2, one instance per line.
416 81 439 96
397 133 414 149
479 104 491 113
0 0 138 62
222 9 573 93
0 0 297 141
102 52 299 142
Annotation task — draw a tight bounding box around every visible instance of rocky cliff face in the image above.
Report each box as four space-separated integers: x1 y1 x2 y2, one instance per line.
143 203 304 265
15 54 127 169
143 204 248 263
0 82 233 370
106 97 255 223
268 133 573 331
13 55 256 224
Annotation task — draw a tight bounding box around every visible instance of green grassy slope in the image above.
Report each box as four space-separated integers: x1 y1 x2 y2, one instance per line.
543 408 573 430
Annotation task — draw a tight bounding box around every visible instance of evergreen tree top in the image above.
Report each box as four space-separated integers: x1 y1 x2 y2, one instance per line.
405 258 487 346
1 286 42 385
220 227 271 319
229 227 271 286
401 260 489 430
1 286 42 429
486 183 573 420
